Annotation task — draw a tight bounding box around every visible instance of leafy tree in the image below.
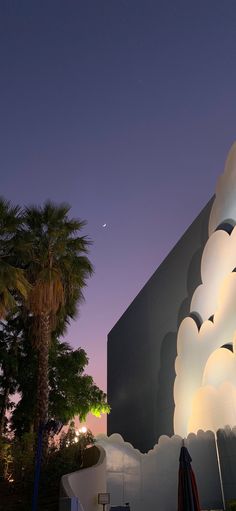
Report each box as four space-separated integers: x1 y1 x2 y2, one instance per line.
0 436 13 479
19 201 93 438
0 321 19 435
48 340 109 423
11 336 110 437
0 312 34 437
58 422 95 468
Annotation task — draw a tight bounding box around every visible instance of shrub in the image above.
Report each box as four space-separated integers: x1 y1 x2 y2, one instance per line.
227 501 236 511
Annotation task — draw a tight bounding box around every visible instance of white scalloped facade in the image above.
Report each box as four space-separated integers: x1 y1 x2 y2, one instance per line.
174 142 236 436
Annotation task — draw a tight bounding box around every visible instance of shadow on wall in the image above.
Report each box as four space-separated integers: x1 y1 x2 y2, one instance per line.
178 245 204 324
155 244 206 441
155 332 177 438
180 204 212 325
217 426 236 503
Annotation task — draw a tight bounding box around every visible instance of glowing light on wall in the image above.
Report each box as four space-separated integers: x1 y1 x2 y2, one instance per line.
174 142 236 436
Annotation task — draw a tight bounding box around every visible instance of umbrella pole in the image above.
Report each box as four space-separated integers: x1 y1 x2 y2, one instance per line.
214 432 226 511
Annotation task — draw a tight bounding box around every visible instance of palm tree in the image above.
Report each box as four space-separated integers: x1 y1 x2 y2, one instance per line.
21 202 93 438
0 198 30 318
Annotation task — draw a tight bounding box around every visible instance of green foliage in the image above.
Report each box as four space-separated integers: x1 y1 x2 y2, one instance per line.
0 196 110 469
0 432 35 484
9 332 110 436
0 437 13 479
0 313 37 436
21 200 93 322
0 197 30 319
48 340 110 423
49 422 94 470
227 501 236 511
18 201 94 432
0 426 98 511
58 421 95 466
10 432 35 482
0 196 110 511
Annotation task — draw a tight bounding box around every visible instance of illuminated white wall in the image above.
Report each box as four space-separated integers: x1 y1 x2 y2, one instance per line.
60 445 107 511
60 429 236 510
174 141 236 437
209 142 236 235
96 432 223 511
60 433 223 510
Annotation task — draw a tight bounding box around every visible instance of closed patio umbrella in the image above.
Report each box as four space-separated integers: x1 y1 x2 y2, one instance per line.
178 445 201 511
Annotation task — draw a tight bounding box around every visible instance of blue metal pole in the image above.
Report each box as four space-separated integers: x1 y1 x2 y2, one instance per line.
32 423 44 511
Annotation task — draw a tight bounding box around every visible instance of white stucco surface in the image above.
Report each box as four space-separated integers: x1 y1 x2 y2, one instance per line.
175 142 236 436
60 432 224 511
60 445 106 511
96 432 222 511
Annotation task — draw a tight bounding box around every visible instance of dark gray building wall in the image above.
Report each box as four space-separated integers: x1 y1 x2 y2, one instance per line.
107 198 214 453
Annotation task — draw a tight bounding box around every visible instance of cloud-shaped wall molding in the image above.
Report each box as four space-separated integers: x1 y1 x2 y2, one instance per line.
174 272 236 436
174 141 236 437
174 143 236 436
209 142 236 235
188 382 236 434
190 227 236 322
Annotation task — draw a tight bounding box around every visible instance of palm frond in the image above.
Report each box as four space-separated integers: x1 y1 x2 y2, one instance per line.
22 202 93 326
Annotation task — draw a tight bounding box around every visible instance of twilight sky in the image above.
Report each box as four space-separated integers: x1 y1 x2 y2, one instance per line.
1 0 236 433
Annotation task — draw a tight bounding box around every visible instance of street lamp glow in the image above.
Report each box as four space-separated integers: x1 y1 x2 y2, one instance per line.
79 426 87 434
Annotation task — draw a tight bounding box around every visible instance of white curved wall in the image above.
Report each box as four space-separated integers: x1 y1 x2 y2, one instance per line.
60 446 107 511
61 433 223 511
96 432 222 511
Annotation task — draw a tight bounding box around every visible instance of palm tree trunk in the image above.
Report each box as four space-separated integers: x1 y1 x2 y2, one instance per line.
0 384 9 436
35 313 51 459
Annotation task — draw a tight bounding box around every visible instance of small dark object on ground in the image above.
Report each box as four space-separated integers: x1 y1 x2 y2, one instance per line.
110 505 130 511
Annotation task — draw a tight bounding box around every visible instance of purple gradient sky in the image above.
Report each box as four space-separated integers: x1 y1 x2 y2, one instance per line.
1 1 236 433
